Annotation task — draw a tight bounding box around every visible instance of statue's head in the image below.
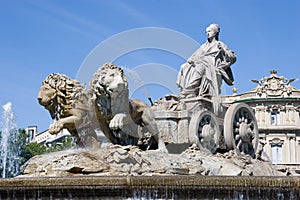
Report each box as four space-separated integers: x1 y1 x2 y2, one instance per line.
206 23 220 41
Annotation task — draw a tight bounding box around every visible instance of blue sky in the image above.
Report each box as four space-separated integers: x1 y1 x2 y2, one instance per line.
1 0 300 132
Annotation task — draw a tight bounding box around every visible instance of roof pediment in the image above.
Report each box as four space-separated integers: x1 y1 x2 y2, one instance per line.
251 70 298 97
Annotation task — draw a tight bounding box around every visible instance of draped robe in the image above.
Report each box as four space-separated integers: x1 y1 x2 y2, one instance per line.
177 40 236 96
176 40 236 113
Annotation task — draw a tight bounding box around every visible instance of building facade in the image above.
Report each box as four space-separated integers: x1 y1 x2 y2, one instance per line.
25 126 38 143
224 70 300 170
26 125 71 146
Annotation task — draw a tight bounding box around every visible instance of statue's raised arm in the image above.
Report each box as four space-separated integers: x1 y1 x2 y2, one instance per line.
176 23 236 99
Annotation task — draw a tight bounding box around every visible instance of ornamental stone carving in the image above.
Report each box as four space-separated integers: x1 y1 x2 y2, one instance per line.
251 70 298 97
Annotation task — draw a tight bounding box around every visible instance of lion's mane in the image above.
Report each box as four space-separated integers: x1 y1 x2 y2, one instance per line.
42 73 86 119
90 62 128 119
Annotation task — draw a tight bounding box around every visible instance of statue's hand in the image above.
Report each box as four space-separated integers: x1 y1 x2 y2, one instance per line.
109 113 128 130
49 121 64 134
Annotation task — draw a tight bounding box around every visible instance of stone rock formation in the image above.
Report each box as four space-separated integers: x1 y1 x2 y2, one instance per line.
20 144 287 177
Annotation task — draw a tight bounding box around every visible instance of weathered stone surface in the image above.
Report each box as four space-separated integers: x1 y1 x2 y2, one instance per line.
37 73 99 148
219 163 242 176
20 144 283 177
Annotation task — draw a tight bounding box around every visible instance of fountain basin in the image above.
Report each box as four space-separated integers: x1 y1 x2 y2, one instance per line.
0 176 299 199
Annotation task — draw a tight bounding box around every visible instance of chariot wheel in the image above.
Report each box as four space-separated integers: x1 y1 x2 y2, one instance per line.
189 110 220 153
224 103 259 157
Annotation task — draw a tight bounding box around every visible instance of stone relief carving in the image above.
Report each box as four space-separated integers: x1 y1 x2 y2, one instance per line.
269 138 284 145
266 104 286 112
251 70 298 97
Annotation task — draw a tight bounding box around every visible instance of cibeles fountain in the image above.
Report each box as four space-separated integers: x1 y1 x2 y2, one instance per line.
1 24 299 199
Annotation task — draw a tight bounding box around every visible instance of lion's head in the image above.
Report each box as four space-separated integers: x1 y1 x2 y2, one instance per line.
90 62 128 97
90 63 128 118
38 73 85 119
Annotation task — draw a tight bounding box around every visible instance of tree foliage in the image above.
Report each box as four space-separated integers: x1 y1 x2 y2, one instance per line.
20 141 47 161
46 136 75 153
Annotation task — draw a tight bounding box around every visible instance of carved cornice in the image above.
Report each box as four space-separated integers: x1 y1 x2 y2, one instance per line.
255 104 265 112
266 104 285 112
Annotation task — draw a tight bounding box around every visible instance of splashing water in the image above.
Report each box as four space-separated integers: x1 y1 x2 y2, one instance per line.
124 67 151 99
0 102 20 178
123 67 156 106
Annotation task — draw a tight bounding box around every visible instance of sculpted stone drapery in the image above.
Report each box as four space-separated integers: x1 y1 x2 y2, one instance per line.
176 24 236 101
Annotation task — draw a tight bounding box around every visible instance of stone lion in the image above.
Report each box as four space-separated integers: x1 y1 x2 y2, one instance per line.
37 73 99 148
90 63 167 151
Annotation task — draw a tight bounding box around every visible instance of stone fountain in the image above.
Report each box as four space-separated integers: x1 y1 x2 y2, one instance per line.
1 24 299 199
1 176 300 199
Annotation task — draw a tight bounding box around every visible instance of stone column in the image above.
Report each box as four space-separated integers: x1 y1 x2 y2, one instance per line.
288 135 296 163
265 134 271 161
297 139 300 163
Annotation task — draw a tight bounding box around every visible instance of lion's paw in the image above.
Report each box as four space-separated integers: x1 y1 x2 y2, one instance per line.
49 121 64 134
109 113 129 130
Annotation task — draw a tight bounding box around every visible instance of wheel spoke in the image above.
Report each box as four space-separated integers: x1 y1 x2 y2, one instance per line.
224 103 258 158
189 110 220 154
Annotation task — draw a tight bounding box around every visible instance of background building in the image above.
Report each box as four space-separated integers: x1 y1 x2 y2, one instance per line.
26 125 107 147
25 126 37 143
25 124 71 146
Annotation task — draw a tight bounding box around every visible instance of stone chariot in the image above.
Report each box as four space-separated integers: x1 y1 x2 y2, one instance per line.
153 95 259 157
153 23 259 157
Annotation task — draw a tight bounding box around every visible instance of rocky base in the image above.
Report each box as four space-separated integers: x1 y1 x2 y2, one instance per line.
20 144 291 177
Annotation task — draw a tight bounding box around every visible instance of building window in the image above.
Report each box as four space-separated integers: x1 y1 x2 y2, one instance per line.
29 129 34 141
271 144 282 164
270 111 280 125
